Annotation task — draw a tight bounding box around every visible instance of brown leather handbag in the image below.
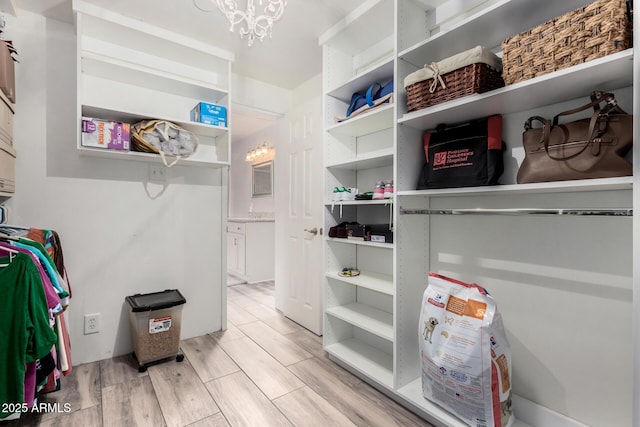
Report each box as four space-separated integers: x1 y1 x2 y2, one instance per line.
517 91 632 184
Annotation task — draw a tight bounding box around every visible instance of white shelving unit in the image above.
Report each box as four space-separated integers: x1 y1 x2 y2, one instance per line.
73 0 233 168
325 271 394 295
321 0 396 400
322 0 637 426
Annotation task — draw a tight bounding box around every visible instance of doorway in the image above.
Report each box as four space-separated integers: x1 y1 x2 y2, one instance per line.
227 85 323 335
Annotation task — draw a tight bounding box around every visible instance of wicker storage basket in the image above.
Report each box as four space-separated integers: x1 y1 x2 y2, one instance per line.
502 0 632 86
404 46 504 113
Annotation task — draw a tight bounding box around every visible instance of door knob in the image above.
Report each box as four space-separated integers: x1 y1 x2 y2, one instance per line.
304 227 318 235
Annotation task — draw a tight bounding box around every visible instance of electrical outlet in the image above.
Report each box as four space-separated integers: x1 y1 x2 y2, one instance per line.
148 164 167 182
84 313 101 335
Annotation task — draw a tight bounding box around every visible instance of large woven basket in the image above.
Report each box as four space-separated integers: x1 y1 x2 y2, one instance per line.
406 63 504 112
502 0 632 85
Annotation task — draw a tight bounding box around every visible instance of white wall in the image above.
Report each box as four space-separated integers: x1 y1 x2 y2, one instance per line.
229 133 280 218
10 11 225 364
229 75 291 218
232 74 291 115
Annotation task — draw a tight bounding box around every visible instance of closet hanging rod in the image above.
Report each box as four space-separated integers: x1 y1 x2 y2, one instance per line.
399 207 633 217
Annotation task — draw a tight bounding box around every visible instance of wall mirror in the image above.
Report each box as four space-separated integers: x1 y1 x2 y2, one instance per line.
252 161 273 197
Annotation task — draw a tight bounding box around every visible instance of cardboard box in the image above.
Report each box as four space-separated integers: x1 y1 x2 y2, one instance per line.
190 102 227 127
81 117 130 151
0 139 15 193
369 224 393 243
0 43 15 104
345 223 393 243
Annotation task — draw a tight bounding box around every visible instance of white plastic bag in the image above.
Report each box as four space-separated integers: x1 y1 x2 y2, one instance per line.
420 273 514 427
131 120 198 167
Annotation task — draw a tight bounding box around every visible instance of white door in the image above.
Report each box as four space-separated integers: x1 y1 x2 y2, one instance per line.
275 95 323 334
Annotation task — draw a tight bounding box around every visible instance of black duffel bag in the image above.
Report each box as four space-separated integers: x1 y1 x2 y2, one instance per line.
417 115 505 189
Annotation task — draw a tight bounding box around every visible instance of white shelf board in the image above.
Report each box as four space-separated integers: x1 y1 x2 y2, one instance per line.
77 146 230 168
398 378 532 427
75 0 234 61
326 271 394 295
82 105 229 139
81 35 220 88
0 191 13 197
0 0 16 16
81 54 228 102
326 303 393 341
325 338 393 388
327 58 394 102
398 176 633 198
398 0 595 65
399 49 633 130
318 0 394 55
327 104 395 137
326 148 394 170
324 199 392 206
326 237 394 249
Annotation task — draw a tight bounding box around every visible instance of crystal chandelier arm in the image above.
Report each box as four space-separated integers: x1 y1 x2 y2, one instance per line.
216 0 248 29
251 1 285 41
212 0 287 46
263 1 286 20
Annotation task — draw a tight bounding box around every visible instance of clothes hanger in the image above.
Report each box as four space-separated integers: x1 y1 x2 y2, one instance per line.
0 241 18 266
0 223 27 228
0 230 19 241
0 224 29 236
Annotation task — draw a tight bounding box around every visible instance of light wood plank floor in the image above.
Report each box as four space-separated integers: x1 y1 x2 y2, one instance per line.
9 281 433 427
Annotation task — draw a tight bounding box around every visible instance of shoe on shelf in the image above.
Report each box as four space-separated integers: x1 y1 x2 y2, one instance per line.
342 187 358 201
355 192 373 200
346 92 367 118
338 267 360 277
332 187 344 202
371 79 394 106
384 179 394 198
373 180 385 200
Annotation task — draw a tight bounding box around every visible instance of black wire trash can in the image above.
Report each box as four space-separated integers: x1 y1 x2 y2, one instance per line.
125 289 187 372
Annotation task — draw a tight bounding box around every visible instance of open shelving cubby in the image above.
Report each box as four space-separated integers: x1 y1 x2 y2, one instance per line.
323 0 638 426
321 0 397 399
73 0 233 168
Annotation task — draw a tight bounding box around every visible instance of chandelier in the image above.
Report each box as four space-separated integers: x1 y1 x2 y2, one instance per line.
245 142 272 162
203 0 287 47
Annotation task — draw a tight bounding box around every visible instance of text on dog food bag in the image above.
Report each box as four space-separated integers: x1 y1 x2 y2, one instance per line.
420 273 513 427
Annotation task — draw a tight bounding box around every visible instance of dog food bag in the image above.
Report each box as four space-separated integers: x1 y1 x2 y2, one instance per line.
419 272 513 427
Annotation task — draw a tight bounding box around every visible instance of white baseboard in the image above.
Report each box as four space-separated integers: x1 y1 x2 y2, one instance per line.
513 394 589 427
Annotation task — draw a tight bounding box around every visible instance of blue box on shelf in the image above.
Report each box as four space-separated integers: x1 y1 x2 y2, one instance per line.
190 102 227 127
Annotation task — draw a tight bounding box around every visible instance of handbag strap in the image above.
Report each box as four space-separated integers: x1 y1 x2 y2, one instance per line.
551 91 626 125
524 116 551 141
526 92 625 162
525 112 607 161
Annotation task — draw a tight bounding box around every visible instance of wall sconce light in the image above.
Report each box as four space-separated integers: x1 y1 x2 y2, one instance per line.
245 142 273 162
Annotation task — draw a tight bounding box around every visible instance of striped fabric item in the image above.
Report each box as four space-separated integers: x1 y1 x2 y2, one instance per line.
0 204 7 224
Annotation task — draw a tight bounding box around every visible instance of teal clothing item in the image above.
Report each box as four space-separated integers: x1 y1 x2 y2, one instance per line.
16 238 56 268
12 240 68 299
0 253 57 419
